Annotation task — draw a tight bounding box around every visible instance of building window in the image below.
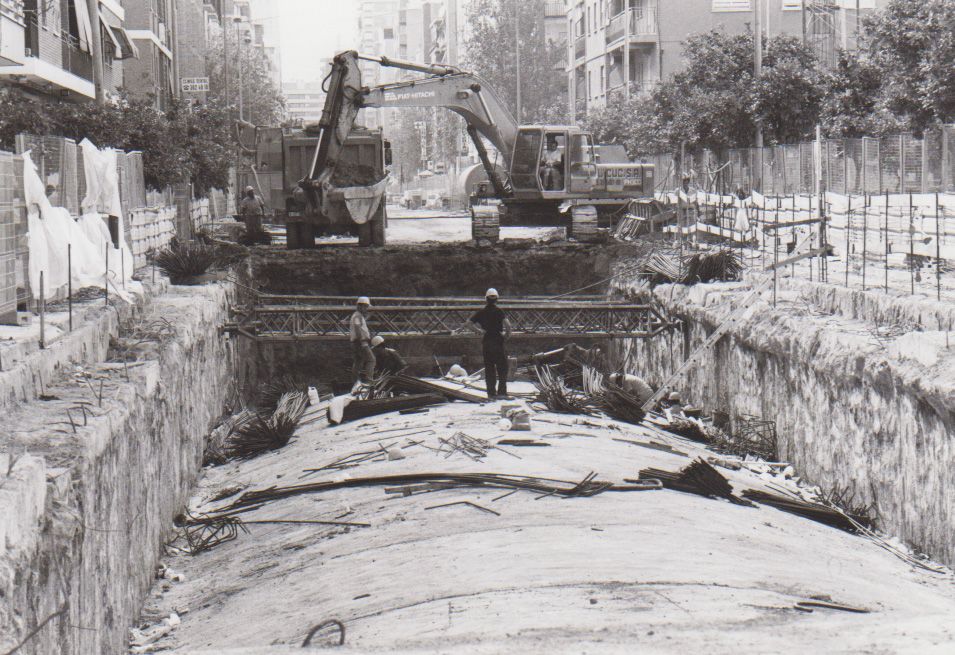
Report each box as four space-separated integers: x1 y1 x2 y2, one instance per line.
600 64 605 93
712 0 751 11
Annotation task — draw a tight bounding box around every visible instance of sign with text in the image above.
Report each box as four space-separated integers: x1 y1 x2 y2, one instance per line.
181 77 209 92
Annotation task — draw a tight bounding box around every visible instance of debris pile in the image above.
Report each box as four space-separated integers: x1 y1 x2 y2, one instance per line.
640 249 742 287
331 161 385 187
639 459 752 506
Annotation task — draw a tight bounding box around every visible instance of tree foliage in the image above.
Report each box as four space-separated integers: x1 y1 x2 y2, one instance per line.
860 0 955 132
464 0 567 124
205 30 285 127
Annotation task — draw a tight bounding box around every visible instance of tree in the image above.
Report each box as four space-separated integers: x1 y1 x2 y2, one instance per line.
579 90 670 158
860 0 955 132
205 29 285 127
464 0 567 124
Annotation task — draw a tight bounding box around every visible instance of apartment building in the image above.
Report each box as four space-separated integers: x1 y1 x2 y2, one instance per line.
568 0 884 115
282 76 326 126
123 0 177 109
0 0 136 101
357 0 400 129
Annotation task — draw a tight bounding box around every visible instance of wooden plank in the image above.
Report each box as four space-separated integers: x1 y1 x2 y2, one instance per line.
390 375 487 404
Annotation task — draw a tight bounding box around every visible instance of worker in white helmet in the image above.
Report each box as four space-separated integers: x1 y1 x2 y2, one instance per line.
371 335 407 376
467 288 512 399
350 297 376 385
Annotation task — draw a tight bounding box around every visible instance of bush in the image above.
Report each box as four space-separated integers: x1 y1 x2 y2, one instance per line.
154 240 218 283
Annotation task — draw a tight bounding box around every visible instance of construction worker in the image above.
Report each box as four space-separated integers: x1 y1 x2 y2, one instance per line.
610 372 654 407
237 186 266 232
371 335 407 376
468 288 512 399
539 136 564 190
350 297 375 386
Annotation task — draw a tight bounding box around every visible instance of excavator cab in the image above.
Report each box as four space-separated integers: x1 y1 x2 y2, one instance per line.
510 126 598 199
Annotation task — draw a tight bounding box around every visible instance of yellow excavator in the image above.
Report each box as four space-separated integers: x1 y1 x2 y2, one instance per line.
302 50 654 236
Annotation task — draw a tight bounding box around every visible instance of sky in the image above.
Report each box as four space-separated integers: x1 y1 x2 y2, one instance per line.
277 0 360 83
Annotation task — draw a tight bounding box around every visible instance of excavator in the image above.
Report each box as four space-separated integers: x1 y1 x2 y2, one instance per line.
301 50 655 236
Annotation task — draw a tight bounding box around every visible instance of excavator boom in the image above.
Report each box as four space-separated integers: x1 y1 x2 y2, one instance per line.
307 50 518 198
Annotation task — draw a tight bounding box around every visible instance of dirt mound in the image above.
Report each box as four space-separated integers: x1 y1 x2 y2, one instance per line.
331 161 384 187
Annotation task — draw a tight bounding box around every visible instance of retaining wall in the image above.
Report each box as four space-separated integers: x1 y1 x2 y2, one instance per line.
0 281 236 654
610 275 955 566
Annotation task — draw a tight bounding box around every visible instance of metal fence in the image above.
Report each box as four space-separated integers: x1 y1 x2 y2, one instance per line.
651 126 955 197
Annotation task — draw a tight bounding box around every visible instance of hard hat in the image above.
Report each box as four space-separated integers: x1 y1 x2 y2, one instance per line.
371 335 384 347
245 185 255 192
485 288 499 299
357 296 371 306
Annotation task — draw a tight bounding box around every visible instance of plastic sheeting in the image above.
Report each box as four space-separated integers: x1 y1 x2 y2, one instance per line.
23 150 136 301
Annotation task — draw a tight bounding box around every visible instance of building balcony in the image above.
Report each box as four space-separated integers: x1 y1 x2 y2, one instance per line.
605 6 657 45
544 1 565 17
0 13 94 98
573 35 585 60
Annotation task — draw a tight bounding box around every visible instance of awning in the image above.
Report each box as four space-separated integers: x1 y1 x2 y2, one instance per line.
116 26 139 59
99 11 138 59
73 0 94 53
100 16 121 57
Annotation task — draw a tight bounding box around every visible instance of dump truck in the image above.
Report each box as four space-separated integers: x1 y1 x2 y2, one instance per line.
248 124 390 248
302 51 654 235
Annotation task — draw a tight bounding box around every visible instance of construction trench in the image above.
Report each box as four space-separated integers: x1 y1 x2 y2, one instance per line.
2 239 955 653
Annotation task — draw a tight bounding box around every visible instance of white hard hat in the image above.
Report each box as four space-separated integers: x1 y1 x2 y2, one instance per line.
485 288 499 298
371 335 384 347
357 296 371 305
245 185 255 192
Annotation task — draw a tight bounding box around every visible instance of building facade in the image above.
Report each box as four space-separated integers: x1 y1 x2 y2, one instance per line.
0 0 136 101
123 0 177 108
568 0 884 116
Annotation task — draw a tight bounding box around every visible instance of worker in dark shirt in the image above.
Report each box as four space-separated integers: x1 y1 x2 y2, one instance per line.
371 336 407 376
467 288 512 400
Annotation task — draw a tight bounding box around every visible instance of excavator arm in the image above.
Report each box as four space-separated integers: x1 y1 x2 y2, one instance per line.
306 50 518 200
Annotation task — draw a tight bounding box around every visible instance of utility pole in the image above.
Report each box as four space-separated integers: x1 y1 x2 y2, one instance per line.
87 0 105 103
223 12 230 112
754 0 763 148
801 0 807 46
515 3 522 122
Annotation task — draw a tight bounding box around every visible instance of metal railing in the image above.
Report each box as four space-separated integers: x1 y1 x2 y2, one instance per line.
23 15 93 82
544 1 565 17
652 126 955 196
606 6 657 44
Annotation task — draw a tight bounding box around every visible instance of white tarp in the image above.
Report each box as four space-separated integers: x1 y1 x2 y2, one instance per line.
23 149 137 301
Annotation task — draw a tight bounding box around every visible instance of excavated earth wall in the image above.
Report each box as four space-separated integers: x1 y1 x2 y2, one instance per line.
0 281 236 655
250 241 640 297
610 272 955 566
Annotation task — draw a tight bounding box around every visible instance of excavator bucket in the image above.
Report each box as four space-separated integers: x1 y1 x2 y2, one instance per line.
324 176 389 225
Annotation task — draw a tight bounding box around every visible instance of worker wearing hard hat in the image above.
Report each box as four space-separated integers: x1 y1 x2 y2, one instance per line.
237 185 266 232
371 335 407 376
350 297 375 385
467 288 512 399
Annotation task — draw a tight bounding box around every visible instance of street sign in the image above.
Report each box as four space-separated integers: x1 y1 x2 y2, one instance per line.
181 77 209 92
